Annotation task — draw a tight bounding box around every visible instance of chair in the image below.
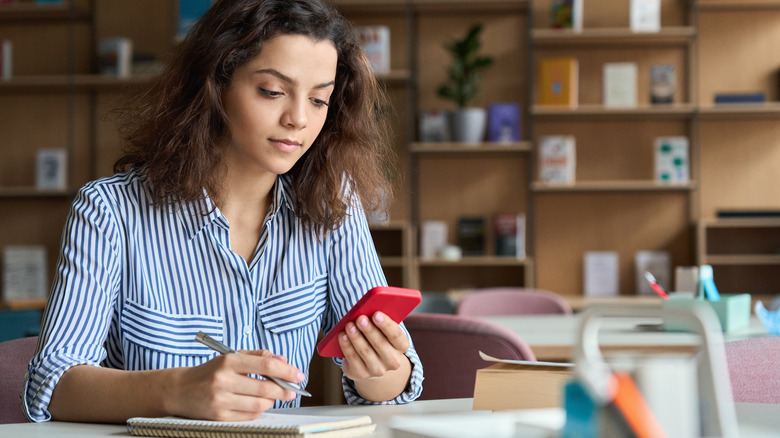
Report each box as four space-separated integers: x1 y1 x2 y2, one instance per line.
456 287 573 317
0 336 38 424
404 313 536 400
725 336 780 404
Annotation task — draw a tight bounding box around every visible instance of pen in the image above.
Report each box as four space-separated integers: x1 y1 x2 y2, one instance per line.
194 331 312 397
643 272 669 300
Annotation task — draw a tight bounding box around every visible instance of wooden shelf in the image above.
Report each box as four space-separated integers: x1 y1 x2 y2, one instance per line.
0 299 47 310
532 27 696 46
0 74 156 93
698 102 780 120
0 1 89 22
0 187 74 198
534 181 696 192
703 254 780 265
700 218 780 228
698 0 780 11
417 256 529 267
532 104 697 120
378 256 406 267
412 142 531 154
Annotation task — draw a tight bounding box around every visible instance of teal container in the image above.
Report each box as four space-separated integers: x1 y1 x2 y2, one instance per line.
663 293 751 333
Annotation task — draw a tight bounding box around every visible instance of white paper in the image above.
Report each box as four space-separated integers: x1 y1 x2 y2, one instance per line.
603 63 638 108
630 0 661 33
2 245 48 301
584 251 619 297
420 221 448 259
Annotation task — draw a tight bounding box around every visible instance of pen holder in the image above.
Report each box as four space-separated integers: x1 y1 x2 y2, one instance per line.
663 294 751 333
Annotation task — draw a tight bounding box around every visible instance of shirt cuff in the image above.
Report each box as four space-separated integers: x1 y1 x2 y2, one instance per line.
338 345 424 405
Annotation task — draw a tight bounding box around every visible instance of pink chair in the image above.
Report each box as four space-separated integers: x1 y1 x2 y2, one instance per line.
456 287 573 317
725 336 780 404
404 313 536 400
0 336 38 423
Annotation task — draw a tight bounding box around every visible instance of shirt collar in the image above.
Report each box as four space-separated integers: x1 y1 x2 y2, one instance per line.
177 174 297 240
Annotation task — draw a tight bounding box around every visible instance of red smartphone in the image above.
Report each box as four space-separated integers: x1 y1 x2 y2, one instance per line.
317 286 422 358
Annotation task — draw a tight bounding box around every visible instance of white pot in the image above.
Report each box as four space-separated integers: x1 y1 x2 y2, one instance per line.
451 107 487 144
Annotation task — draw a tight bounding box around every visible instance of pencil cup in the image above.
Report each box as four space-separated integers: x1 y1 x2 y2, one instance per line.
663 293 751 333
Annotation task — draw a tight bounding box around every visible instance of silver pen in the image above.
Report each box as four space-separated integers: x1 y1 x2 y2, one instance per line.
194 331 311 397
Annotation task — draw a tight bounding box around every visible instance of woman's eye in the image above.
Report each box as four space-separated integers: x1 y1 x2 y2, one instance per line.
259 88 283 97
311 98 330 108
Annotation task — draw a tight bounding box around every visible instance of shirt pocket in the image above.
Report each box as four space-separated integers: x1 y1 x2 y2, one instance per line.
259 275 328 334
121 298 224 356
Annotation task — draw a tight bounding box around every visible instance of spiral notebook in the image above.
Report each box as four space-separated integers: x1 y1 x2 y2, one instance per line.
126 412 376 437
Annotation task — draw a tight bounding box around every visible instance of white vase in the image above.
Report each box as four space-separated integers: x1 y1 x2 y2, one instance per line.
451 107 487 144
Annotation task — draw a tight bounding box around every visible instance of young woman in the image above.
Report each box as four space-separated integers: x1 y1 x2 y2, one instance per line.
24 0 422 423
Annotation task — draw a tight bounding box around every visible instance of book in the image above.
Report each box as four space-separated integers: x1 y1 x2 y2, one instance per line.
98 37 133 77
177 0 213 40
418 110 450 142
420 220 448 260
635 250 670 296
538 57 578 108
603 62 637 108
1 39 11 80
714 92 766 104
473 352 573 410
584 251 619 297
487 102 521 143
653 136 689 184
127 413 375 438
538 135 576 185
36 148 67 190
2 245 48 302
650 64 675 104
355 25 390 74
457 217 486 256
492 213 526 259
630 0 661 33
551 0 583 31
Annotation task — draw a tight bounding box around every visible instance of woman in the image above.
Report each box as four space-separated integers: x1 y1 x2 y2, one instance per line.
24 0 422 423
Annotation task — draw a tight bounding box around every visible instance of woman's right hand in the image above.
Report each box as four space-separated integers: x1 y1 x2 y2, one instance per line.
166 350 305 421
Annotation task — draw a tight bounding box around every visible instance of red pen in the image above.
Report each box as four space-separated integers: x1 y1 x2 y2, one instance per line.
644 272 669 299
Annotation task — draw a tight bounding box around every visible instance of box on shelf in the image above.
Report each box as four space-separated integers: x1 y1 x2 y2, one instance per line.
36 148 67 190
487 103 521 143
98 37 133 77
584 251 619 297
420 221 448 260
2 245 48 303
551 0 583 31
473 360 573 410
457 217 486 256
630 0 661 33
714 92 766 104
538 57 579 108
1 39 11 80
492 213 526 259
654 136 689 184
650 63 675 104
418 110 450 143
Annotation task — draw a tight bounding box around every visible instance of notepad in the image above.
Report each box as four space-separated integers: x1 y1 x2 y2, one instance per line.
126 412 376 437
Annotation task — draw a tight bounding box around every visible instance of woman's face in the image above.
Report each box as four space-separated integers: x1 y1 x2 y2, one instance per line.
222 34 337 179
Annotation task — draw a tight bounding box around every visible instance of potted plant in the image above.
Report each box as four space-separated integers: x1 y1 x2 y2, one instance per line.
437 24 494 143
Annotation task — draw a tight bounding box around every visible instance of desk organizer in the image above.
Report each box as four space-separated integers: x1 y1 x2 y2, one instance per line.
663 294 751 333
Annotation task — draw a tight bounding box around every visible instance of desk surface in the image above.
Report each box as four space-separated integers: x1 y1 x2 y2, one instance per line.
1 400 778 438
479 314 769 362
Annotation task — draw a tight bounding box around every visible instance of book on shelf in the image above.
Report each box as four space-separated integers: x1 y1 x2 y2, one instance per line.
603 62 638 108
98 37 133 77
126 412 375 438
654 136 689 184
650 63 675 104
538 57 579 108
473 352 573 411
36 148 67 190
635 250 670 296
630 0 661 33
418 110 450 143
551 0 583 31
492 213 526 259
2 245 48 303
487 102 521 143
1 39 11 81
355 25 390 75
457 217 486 256
584 251 619 297
177 0 213 40
420 220 448 260
716 209 780 219
538 135 576 185
714 92 766 104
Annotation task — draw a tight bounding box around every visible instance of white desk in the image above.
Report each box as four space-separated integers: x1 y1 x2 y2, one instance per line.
1 399 778 437
479 314 769 362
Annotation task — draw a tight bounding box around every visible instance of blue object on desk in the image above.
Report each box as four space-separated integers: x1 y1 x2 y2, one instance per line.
0 309 42 342
755 301 780 335
699 264 721 302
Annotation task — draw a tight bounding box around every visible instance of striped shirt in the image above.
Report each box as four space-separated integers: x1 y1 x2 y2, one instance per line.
23 168 423 422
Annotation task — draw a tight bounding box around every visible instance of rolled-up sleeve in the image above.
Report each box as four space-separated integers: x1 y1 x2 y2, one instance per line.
324 200 424 405
24 184 122 422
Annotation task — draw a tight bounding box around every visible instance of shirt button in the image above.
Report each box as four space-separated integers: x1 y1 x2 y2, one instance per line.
243 325 252 335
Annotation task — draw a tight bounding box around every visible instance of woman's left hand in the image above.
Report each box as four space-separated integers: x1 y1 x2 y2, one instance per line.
338 311 412 401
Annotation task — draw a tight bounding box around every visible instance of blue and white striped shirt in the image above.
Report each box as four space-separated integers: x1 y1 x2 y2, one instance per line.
23 168 423 422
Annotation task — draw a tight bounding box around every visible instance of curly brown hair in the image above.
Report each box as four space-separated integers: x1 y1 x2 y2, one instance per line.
114 0 395 233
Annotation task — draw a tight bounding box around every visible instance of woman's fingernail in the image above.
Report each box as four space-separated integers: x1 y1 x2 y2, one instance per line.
358 316 369 327
297 372 306 382
373 312 385 323
341 333 349 342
